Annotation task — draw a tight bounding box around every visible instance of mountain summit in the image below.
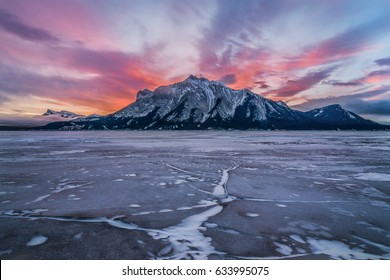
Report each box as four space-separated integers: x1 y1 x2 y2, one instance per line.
43 109 85 119
42 75 388 130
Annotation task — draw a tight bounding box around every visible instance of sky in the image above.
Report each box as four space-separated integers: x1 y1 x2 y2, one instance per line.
1 0 390 124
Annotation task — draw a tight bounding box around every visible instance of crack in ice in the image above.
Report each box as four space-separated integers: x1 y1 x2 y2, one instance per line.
213 164 238 196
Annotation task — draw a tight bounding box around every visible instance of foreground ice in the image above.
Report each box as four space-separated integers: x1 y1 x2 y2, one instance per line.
0 130 389 259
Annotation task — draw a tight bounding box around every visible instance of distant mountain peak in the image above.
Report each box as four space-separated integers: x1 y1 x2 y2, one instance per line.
323 104 343 110
185 74 205 81
42 109 85 119
303 104 372 125
186 74 198 80
182 75 223 87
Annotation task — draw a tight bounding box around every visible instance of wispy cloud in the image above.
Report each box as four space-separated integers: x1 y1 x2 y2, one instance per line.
0 0 389 121
278 16 390 71
265 68 335 98
0 9 59 43
322 80 363 87
375 57 390 66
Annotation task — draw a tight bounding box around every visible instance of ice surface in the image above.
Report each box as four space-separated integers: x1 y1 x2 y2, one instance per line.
0 131 389 260
0 250 12 256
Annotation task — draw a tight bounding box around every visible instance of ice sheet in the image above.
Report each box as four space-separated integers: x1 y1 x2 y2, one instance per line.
1 130 389 260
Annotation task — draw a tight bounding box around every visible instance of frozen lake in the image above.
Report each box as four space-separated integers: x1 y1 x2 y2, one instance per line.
0 130 389 259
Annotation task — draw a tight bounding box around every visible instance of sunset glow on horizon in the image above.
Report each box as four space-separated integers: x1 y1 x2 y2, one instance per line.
1 0 390 123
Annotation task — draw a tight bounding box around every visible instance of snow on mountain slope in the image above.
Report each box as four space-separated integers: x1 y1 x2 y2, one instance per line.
112 75 305 129
43 109 85 119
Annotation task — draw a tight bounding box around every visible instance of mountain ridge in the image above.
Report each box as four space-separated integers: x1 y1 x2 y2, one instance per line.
43 109 85 119
34 75 390 130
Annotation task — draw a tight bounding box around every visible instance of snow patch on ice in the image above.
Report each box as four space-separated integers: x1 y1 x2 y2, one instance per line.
133 211 154 216
370 201 390 209
213 165 237 196
159 245 173 256
158 209 173 213
174 180 186 184
245 212 259 217
49 150 86 155
330 207 356 217
222 229 240 235
26 236 48 246
290 235 305 244
307 238 385 259
151 205 224 259
28 194 51 204
274 242 293 255
313 181 325 185
354 173 390 181
204 222 218 228
130 204 141 208
243 167 257 171
177 206 192 210
74 233 83 240
353 236 390 254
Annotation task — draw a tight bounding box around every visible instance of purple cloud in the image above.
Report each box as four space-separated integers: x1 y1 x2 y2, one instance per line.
283 15 390 70
198 0 288 73
0 64 131 111
375 57 390 66
367 69 390 77
0 9 59 42
267 68 335 98
293 86 390 116
218 73 237 85
255 80 270 89
322 80 363 87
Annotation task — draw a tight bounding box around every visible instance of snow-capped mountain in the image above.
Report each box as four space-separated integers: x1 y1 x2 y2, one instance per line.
303 104 374 125
111 75 306 129
43 109 85 119
41 75 388 130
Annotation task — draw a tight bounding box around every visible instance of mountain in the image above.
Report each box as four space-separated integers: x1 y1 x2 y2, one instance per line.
303 104 377 128
41 75 389 130
43 109 85 119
